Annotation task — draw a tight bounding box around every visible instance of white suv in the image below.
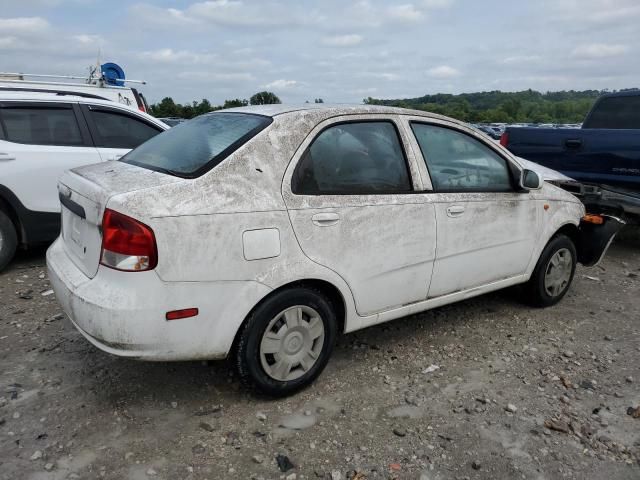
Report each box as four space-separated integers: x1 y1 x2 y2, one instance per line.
0 90 168 270
46 105 622 396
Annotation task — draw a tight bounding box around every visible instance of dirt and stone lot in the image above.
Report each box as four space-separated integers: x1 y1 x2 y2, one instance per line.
1 232 639 480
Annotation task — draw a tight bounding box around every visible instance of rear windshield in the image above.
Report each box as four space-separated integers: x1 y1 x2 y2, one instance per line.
121 112 272 177
583 95 640 129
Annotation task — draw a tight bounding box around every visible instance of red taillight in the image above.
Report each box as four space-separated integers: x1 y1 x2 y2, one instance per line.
100 209 157 272
166 308 199 321
139 105 146 112
500 132 509 147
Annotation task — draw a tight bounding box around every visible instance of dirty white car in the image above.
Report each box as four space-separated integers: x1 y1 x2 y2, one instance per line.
46 105 623 396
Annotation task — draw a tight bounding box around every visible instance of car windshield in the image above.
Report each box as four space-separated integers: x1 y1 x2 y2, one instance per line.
121 112 272 177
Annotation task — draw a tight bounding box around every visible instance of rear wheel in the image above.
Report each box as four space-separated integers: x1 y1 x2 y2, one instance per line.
235 287 337 397
523 234 577 307
0 210 18 272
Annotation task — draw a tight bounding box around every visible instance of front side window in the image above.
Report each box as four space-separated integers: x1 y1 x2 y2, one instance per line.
121 113 272 177
292 121 412 194
88 109 161 149
0 106 83 146
411 123 512 192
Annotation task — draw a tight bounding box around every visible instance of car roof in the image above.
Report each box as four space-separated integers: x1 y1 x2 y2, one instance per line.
0 90 91 102
0 90 167 127
220 103 448 120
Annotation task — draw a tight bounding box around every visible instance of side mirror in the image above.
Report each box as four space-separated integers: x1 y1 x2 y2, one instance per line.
520 169 542 190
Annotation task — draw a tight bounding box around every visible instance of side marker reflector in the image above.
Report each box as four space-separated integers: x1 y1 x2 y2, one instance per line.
166 308 199 321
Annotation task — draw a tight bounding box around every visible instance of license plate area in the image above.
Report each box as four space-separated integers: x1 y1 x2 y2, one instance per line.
62 207 89 259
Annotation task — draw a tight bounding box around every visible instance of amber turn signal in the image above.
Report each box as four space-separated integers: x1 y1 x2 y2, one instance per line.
582 214 604 225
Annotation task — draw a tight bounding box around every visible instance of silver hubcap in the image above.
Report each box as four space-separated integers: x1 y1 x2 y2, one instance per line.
259 305 325 382
544 248 573 297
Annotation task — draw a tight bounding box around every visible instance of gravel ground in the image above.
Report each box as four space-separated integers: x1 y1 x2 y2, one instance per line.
1 231 639 480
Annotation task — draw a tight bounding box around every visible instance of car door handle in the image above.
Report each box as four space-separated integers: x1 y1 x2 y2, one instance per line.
446 205 465 217
0 152 16 161
311 212 340 226
565 138 582 149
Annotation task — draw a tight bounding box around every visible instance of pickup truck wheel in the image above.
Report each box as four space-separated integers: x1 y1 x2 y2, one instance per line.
0 210 18 272
235 287 337 397
524 234 577 307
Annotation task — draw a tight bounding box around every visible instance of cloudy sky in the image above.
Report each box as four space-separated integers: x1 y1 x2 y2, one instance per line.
1 0 638 104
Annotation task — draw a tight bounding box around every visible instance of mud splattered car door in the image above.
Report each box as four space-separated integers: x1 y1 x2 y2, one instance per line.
409 121 539 298
283 116 437 317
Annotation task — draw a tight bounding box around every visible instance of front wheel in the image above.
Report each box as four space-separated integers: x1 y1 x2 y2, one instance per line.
523 234 577 307
235 287 337 397
0 210 18 272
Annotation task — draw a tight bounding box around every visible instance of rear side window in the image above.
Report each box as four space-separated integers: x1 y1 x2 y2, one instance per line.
87 109 161 149
411 123 512 192
292 121 412 194
121 113 272 177
583 95 640 129
0 106 83 146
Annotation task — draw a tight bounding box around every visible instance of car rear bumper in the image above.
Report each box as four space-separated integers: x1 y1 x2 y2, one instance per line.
46 237 271 361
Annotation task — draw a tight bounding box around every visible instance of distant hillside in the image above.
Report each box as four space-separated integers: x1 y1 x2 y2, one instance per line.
364 89 634 124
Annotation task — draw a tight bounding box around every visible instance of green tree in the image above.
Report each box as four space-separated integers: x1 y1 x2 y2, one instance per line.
250 91 281 105
150 97 181 118
314 98 324 103
223 98 249 108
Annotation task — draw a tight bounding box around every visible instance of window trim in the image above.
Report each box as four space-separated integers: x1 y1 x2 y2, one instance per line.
409 120 518 194
0 101 92 147
291 119 415 196
79 104 163 149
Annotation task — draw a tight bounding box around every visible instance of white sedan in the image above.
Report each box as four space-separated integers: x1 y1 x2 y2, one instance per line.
46 105 623 396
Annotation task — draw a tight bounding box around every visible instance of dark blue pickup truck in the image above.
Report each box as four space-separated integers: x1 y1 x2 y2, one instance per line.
502 91 640 222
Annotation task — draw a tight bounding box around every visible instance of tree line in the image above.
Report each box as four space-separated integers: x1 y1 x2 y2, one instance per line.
364 89 637 124
150 88 637 123
149 91 282 119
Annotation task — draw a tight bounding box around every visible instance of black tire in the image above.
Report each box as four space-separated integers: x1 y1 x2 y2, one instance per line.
523 234 577 307
235 287 337 397
0 210 18 272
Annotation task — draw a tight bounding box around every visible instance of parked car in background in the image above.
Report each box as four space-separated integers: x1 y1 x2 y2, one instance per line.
0 90 168 270
502 91 640 223
47 104 623 396
158 117 186 127
0 74 151 113
472 124 501 140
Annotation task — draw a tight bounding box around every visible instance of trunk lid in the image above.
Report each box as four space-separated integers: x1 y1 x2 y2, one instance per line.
58 161 181 278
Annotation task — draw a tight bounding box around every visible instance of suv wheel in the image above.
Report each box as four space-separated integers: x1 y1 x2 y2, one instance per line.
0 210 18 272
524 234 577 307
235 287 337 397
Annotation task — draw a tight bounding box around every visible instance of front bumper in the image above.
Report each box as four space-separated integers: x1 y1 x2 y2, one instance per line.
46 238 271 361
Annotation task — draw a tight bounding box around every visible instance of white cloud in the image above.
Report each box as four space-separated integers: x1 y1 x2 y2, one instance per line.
502 55 542 65
262 79 298 89
422 0 455 8
321 34 363 47
571 43 629 59
140 48 218 64
131 1 318 28
427 65 460 78
0 17 50 33
0 37 18 49
548 0 640 24
73 34 102 44
387 4 424 22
